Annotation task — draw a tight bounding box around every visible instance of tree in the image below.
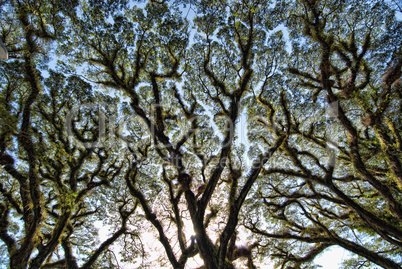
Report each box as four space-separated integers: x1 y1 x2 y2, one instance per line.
0 1 137 268
243 0 402 268
0 0 401 268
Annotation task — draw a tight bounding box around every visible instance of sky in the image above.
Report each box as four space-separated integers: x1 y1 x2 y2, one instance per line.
2 1 400 268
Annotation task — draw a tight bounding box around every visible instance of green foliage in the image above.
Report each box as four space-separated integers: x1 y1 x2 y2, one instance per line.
0 0 401 268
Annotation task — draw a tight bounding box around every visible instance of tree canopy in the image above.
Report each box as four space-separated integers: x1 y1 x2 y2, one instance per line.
0 0 401 268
